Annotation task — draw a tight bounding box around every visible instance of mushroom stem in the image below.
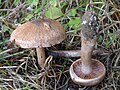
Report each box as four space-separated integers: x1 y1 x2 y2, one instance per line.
47 49 109 57
81 33 96 75
36 48 46 68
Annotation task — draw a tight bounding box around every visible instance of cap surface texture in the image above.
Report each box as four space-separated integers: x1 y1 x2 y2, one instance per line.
10 18 65 48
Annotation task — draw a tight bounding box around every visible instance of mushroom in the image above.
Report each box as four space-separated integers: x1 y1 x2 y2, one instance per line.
69 11 106 86
10 18 65 68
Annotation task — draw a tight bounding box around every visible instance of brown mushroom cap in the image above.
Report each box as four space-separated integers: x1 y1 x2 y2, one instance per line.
10 18 65 48
69 59 106 86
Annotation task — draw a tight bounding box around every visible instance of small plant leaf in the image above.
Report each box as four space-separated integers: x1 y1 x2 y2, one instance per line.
27 0 38 6
68 17 81 29
45 7 63 19
34 8 40 14
69 9 77 17
33 0 39 6
50 0 58 7
26 0 33 5
25 14 33 21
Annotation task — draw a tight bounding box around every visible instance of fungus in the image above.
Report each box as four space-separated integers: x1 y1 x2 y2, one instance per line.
69 11 106 86
10 18 65 68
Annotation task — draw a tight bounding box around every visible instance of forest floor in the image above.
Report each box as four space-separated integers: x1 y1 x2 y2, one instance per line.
0 0 120 90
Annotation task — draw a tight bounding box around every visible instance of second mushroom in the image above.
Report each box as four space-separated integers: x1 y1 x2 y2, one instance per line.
69 11 106 86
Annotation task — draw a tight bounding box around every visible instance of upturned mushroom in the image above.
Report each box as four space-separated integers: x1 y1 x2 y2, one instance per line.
69 11 106 86
10 18 65 68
